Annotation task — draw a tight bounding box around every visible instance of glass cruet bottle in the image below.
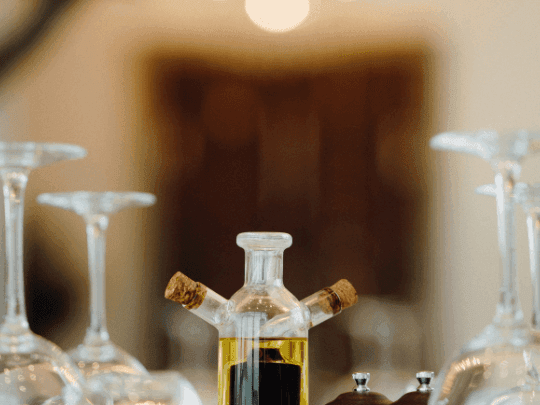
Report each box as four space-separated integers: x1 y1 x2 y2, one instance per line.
165 231 358 405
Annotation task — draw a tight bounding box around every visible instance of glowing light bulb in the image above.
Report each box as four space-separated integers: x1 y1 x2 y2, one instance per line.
245 0 310 32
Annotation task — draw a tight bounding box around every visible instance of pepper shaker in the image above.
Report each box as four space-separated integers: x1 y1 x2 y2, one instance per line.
392 372 434 405
325 373 393 405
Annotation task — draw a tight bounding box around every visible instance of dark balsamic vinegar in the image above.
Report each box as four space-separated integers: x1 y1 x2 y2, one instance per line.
230 348 301 405
218 338 308 405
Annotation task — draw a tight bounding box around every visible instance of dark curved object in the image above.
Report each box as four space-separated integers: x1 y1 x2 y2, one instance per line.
392 391 431 405
326 373 392 405
326 391 393 405
392 372 433 405
0 0 75 82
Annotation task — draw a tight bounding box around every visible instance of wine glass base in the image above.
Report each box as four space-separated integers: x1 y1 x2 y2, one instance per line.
0 142 87 168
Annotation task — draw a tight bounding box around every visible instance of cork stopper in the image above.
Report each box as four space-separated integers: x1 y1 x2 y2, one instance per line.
318 279 358 315
165 271 207 310
330 279 358 310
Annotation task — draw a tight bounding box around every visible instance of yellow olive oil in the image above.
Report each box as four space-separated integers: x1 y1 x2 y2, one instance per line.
218 337 308 405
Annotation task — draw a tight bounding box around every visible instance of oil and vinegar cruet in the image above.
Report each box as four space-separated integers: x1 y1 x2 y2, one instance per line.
165 231 358 405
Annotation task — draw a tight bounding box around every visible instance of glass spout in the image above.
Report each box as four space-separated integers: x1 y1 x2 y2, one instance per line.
237 232 292 287
165 272 228 328
257 279 358 336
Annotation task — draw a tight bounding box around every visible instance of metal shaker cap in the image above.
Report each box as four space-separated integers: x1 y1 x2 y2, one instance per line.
391 371 435 405
325 373 392 405
416 372 434 393
353 372 371 392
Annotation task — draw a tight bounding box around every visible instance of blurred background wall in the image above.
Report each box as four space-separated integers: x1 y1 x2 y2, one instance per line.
1 1 540 404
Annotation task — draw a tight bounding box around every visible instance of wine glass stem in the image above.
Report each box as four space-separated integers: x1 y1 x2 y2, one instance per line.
84 215 111 346
527 211 540 330
0 169 30 333
494 169 523 325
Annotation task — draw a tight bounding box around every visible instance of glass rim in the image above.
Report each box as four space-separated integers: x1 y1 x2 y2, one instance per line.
237 231 293 250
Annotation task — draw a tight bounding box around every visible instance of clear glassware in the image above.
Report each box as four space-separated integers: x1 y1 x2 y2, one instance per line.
479 182 540 345
0 142 110 405
473 182 540 405
165 231 358 405
36 191 157 402
514 183 540 348
482 183 540 405
428 130 540 405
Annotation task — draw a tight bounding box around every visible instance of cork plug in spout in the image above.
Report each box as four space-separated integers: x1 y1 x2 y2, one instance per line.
165 271 229 328
165 271 358 334
257 278 358 336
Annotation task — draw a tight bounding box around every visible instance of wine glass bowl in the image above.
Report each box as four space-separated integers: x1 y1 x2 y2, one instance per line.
430 130 540 168
0 341 84 405
0 142 86 169
36 192 156 218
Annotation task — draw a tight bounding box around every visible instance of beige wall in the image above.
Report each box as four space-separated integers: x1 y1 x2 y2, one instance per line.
2 0 540 398
421 1 540 369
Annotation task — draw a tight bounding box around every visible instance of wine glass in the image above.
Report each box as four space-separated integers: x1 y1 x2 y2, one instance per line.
475 182 540 405
514 183 540 346
36 192 158 398
478 182 540 343
429 130 540 405
0 142 111 404
36 192 198 404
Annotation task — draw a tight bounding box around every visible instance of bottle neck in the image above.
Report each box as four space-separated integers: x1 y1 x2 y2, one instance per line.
244 249 284 286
